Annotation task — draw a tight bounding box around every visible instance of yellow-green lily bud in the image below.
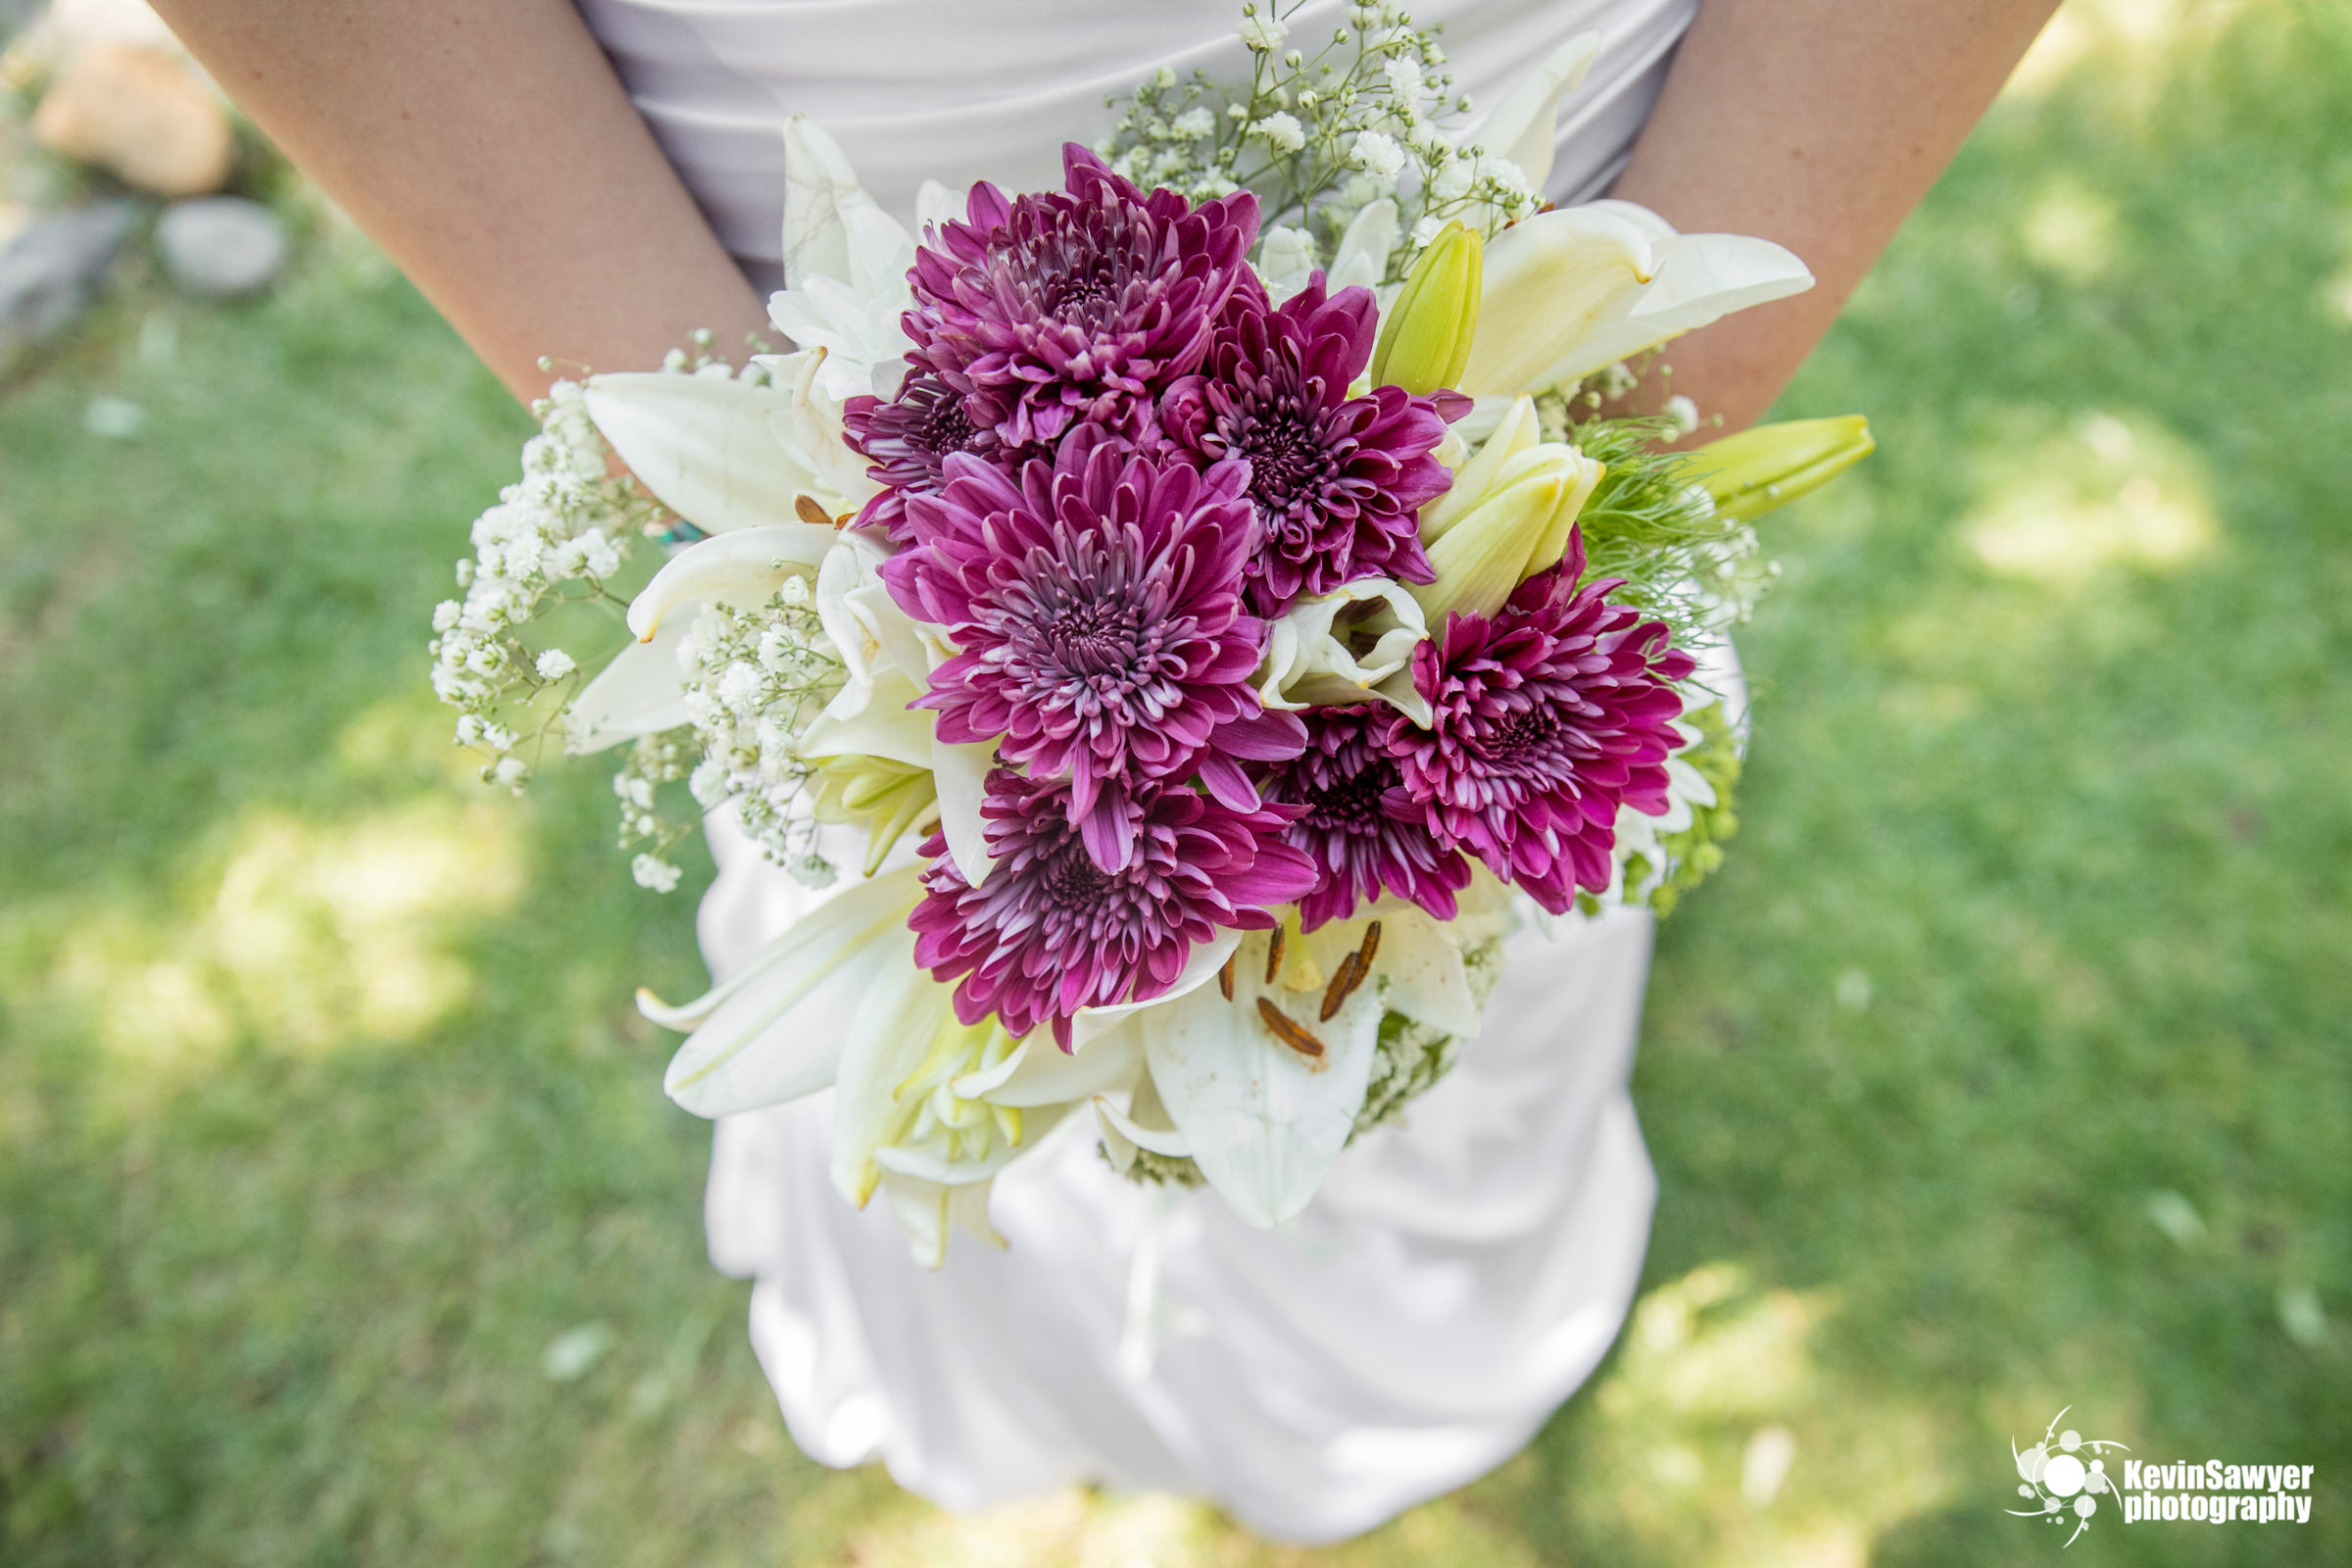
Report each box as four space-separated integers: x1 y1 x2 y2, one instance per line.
1370 221 1483 394
1409 441 1603 623
1420 395 1540 543
809 753 938 876
1687 416 1875 522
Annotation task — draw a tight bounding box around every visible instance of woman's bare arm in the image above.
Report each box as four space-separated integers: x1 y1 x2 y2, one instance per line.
1610 0 2061 433
146 0 767 403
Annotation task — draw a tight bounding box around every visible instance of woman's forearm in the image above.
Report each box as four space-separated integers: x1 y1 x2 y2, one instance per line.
1610 0 2060 432
147 0 767 403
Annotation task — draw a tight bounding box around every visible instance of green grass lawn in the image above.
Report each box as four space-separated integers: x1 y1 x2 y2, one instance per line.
3 4 2347 1564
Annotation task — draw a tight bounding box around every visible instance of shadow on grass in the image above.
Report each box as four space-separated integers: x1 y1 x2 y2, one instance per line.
1 2 2346 1564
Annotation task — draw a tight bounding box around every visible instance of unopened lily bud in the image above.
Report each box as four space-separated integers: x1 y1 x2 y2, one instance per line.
1420 395 1540 541
1687 416 1875 522
1409 440 1602 622
1371 221 1483 394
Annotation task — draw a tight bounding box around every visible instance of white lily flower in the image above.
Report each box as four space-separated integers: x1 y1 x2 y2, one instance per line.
1255 578 1429 716
623 523 838 642
811 529 902 717
1256 225 1319 304
564 615 694 754
583 369 844 534
1458 31 1598 194
763 348 884 509
1140 906 1483 1227
1327 198 1398 299
652 863 926 1115
1456 201 1814 398
877 1171 1007 1269
766 119 920 403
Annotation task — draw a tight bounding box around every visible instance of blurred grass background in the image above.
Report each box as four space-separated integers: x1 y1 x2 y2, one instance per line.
2 0 2347 1562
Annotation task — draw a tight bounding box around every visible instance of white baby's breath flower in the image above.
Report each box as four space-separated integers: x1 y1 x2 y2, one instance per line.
494 757 530 789
1384 55 1425 115
534 648 577 680
1238 14 1288 51
1665 395 1700 436
1350 129 1406 180
632 854 683 894
1410 214 1449 250
1171 106 1215 141
1251 112 1306 154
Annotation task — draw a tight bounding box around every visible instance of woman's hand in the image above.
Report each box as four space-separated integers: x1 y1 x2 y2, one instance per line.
1610 0 2062 435
147 0 769 404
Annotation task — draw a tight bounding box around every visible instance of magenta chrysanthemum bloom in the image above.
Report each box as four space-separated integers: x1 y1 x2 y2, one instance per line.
841 371 991 544
883 426 1305 854
1260 706 1472 930
904 144 1260 449
910 769 1318 1048
1382 533 1696 914
1159 276 1449 616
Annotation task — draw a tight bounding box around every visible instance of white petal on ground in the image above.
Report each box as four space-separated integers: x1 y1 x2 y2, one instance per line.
564 619 693 755
658 866 924 1117
584 371 822 534
1142 929 1386 1228
624 523 839 640
1457 30 1598 192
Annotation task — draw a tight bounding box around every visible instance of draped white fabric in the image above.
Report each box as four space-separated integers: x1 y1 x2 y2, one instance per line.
699 818 1659 1542
578 0 1712 1537
575 0 1699 287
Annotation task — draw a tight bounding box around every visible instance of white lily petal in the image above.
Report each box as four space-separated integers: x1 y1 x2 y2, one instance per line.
1366 905 1483 1038
827 942 958 1203
812 533 890 712
584 371 819 535
659 866 925 1116
1094 1095 1192 1158
872 1103 1072 1186
624 524 838 641
1370 666 1434 727
1667 755 1718 810
949 1039 1030 1099
913 178 961 233
763 348 880 508
1528 227 1814 390
801 668 934 769
876 1169 1006 1269
564 621 691 755
930 736 997 885
1257 225 1318 305
782 114 888 290
1459 30 1598 192
984 1019 1146 1107
1143 929 1386 1228
1327 198 1398 296
1455 206 1658 397
1067 928 1244 1053
1255 579 1430 710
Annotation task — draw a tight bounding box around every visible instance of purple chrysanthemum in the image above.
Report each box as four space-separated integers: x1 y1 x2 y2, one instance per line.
1260 706 1473 930
904 144 1260 450
1381 532 1696 914
1159 276 1449 616
910 769 1318 1048
841 371 992 544
882 425 1305 857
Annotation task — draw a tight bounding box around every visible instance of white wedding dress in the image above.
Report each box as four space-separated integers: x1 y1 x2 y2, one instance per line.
576 0 1703 1543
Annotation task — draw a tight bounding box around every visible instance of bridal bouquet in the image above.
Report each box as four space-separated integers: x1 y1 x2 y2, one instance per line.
427 4 1871 1264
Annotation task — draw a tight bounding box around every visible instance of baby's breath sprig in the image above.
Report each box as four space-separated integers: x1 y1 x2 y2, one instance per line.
1097 1 1541 283
428 377 665 793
